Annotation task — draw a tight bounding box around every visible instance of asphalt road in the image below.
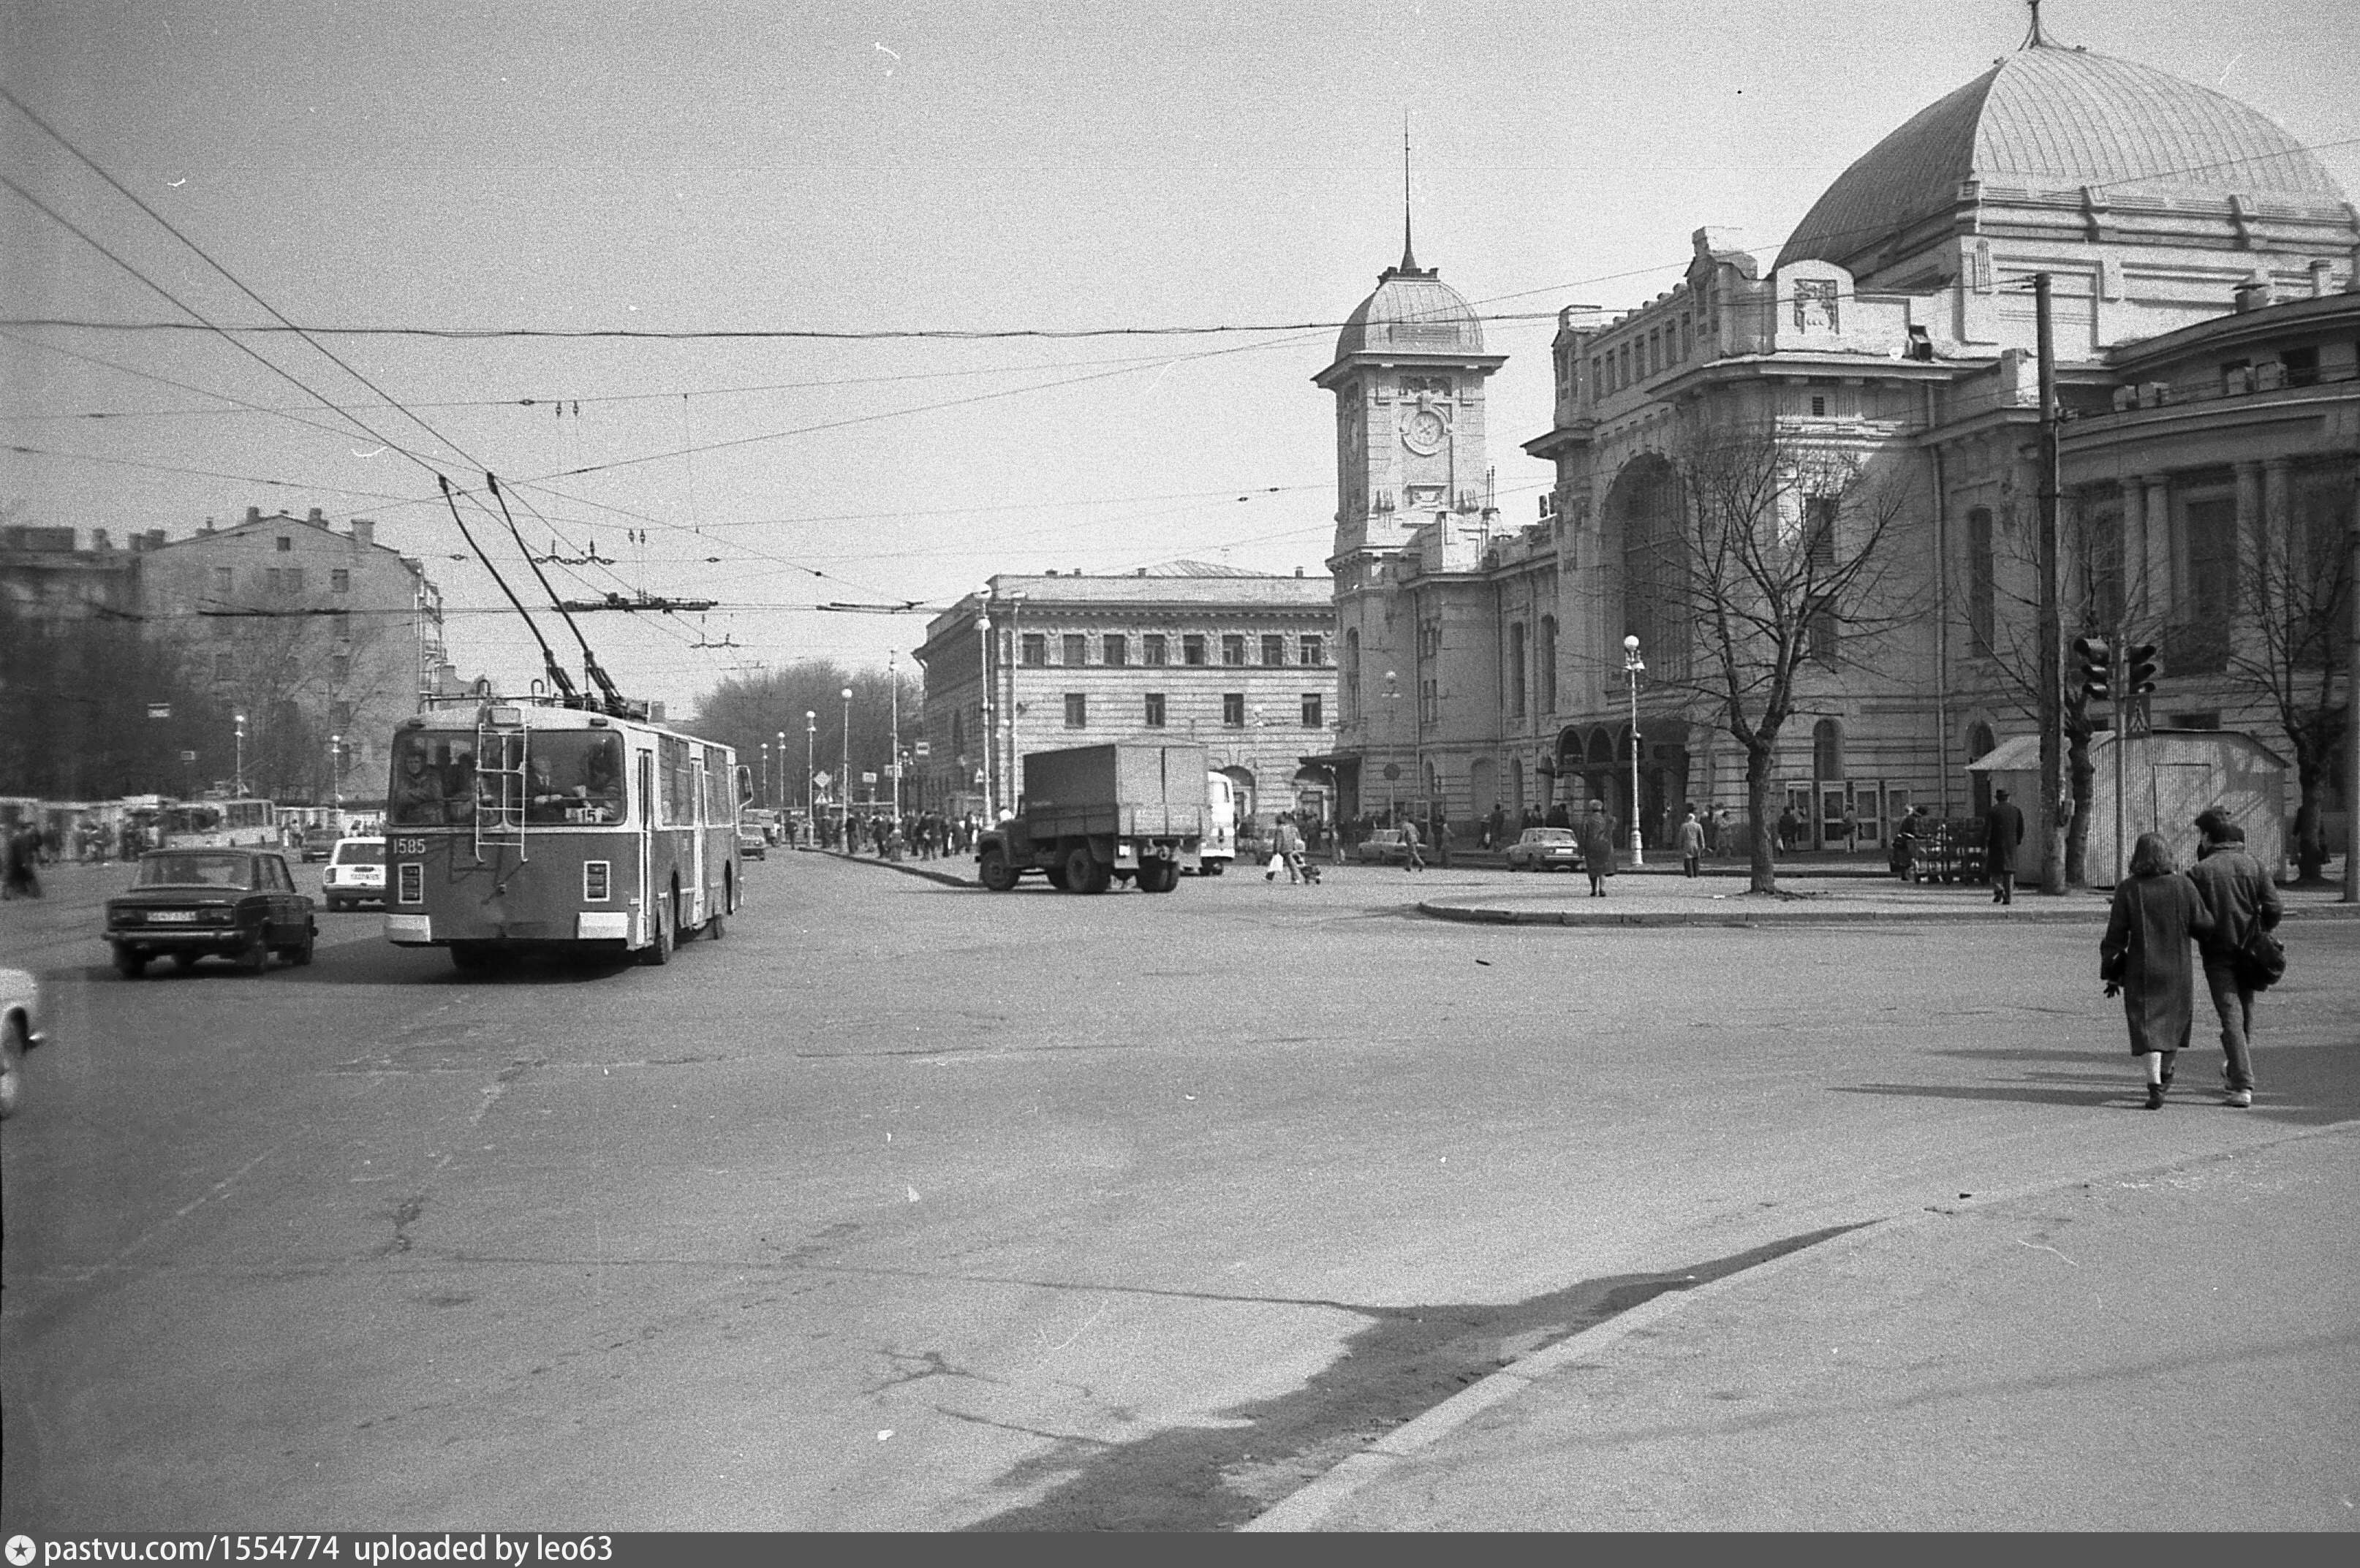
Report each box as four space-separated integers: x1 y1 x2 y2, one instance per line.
4 852 2355 1530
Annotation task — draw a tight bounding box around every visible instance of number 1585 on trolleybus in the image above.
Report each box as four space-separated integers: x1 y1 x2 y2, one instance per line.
381 700 741 970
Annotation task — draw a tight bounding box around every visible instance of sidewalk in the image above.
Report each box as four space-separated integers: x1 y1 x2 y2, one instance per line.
1249 1122 2360 1531
1417 869 2360 928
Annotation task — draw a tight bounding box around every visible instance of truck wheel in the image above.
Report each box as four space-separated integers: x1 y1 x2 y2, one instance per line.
1141 860 1178 893
1043 862 1070 890
977 847 1017 892
1066 845 1109 894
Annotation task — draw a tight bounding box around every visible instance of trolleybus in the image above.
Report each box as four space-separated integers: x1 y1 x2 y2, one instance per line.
381 698 741 969
160 798 280 849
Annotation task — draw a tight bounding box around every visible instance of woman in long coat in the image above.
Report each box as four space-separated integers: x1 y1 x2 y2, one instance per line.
2100 831 2215 1109
1576 800 1619 898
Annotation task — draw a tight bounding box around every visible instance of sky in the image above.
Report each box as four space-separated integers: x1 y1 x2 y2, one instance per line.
5 0 2357 720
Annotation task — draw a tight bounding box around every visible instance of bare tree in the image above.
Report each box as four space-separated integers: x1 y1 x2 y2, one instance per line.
178 607 399 800
2233 482 2353 884
1666 425 1916 893
692 659 920 811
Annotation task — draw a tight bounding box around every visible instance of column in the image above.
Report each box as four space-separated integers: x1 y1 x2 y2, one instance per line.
2136 474 2172 625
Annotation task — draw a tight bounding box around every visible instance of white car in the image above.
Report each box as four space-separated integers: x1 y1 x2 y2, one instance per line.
1 964 48 1119
321 836 387 911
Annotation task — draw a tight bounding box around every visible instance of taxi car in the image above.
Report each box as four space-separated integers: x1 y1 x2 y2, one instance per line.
1503 826 1584 872
104 849 316 977
320 836 388 910
1 964 46 1119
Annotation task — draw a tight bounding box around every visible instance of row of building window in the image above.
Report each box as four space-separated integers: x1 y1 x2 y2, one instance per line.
1589 313 1695 401
1061 692 1325 730
214 565 352 595
1021 632 1324 669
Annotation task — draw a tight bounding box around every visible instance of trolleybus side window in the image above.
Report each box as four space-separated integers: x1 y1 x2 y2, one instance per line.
659 735 693 827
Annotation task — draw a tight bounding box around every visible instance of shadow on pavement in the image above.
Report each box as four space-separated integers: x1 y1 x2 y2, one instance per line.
1837 1037 2359 1126
964 1224 1864 1533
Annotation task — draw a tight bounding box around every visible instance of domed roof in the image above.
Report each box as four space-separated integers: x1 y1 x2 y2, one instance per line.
1777 44 2348 272
1334 263 1486 360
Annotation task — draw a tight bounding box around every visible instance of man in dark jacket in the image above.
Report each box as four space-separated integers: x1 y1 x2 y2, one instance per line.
2185 808 2283 1108
1984 787 2026 904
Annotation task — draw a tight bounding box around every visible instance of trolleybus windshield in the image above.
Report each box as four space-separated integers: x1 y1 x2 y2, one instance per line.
387 729 627 827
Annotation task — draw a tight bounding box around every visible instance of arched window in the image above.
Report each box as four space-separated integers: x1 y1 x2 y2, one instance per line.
1610 458 1688 681
1814 718 1845 781
1967 507 1996 657
1538 616 1558 713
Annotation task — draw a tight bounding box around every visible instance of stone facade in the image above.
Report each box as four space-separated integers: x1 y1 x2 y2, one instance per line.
138 507 451 803
1330 39 2359 858
915 566 1337 828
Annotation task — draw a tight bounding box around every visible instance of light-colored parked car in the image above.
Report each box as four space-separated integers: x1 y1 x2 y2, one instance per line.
1504 826 1584 872
1 964 48 1119
321 836 387 911
1353 828 1413 864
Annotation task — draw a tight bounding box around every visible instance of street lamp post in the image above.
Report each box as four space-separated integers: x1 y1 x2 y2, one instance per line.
233 711 246 796
1622 634 1646 866
759 743 770 810
840 686 853 839
1383 671 1399 820
888 650 901 821
329 732 342 822
803 712 815 844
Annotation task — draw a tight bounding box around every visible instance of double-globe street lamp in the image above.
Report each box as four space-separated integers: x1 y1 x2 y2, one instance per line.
840 686 853 834
804 713 816 841
1623 633 1646 866
232 711 246 796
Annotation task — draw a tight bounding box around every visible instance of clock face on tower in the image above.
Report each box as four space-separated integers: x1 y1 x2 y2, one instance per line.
1402 408 1446 455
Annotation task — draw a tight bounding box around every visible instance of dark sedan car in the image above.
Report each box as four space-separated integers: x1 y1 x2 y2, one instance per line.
105 849 316 977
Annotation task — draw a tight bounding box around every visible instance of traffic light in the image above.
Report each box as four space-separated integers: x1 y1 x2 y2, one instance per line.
2125 643 2160 696
2073 635 2113 704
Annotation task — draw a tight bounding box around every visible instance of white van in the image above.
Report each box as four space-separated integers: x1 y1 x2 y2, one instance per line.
1199 771 1236 876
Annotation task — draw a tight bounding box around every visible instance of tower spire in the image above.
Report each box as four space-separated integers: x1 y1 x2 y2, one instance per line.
1400 112 1418 272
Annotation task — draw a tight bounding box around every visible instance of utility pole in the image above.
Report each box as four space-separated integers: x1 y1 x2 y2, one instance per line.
2345 469 2359 903
2034 273 2065 895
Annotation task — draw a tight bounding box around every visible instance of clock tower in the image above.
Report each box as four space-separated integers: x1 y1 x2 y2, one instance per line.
1314 221 1504 811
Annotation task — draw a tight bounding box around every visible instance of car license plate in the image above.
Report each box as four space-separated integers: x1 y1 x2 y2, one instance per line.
148 910 198 923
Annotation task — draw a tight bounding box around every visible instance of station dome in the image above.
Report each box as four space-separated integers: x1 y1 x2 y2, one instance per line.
1334 261 1486 360
1777 42 2349 273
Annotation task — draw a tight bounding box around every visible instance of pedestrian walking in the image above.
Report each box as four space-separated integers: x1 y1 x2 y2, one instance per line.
1983 787 2026 904
1576 798 1618 898
1676 808 1705 878
2185 808 2282 1109
2 826 42 900
1399 814 1426 872
1266 813 1304 884
1777 804 1801 855
1840 802 1861 853
2100 831 2215 1110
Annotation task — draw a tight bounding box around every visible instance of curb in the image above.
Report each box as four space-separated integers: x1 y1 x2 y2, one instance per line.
1240 1117 2360 1532
800 846 976 890
1416 898 2360 928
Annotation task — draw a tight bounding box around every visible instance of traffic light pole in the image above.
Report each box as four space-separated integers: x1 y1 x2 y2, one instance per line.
2034 274 2065 895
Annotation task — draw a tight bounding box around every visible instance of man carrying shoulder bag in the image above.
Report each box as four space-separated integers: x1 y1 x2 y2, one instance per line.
2185 808 2283 1108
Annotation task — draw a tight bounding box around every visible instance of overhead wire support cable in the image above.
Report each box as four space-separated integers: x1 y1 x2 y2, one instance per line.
485 472 627 715
439 474 579 705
